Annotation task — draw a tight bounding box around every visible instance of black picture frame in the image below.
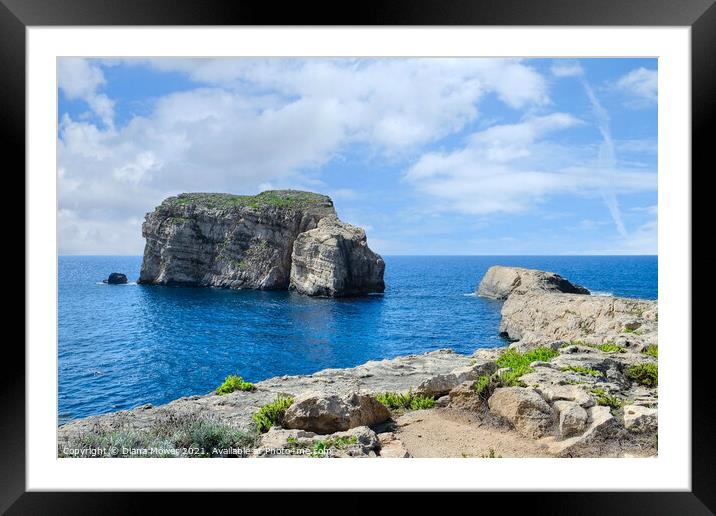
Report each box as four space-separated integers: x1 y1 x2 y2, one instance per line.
5 0 711 512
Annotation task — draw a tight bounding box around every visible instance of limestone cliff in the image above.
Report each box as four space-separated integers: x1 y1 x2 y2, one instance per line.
138 190 384 297
290 217 385 297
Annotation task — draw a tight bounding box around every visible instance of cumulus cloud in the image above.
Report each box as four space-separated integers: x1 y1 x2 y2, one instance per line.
615 67 658 107
404 113 656 216
58 58 550 254
58 58 115 128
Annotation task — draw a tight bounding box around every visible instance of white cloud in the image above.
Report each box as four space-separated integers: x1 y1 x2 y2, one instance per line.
58 58 550 253
58 58 115 128
615 67 658 107
551 61 584 77
405 113 656 216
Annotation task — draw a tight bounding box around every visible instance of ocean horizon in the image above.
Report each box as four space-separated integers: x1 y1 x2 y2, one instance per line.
58 254 657 424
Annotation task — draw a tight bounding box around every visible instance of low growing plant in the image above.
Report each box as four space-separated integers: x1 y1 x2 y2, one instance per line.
594 342 626 353
496 347 559 376
252 395 294 433
216 375 255 394
375 391 435 411
591 387 623 409
560 365 604 377
643 345 658 359
626 363 658 387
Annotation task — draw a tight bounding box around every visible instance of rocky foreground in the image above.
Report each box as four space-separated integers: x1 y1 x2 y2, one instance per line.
59 266 658 458
138 190 384 297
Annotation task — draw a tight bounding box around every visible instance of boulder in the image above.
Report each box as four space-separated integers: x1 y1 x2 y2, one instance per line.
623 405 658 433
553 400 588 437
377 432 411 458
282 392 390 434
448 381 485 411
104 272 128 284
289 217 385 297
535 384 595 408
488 387 554 438
477 266 590 300
548 405 620 457
416 360 497 397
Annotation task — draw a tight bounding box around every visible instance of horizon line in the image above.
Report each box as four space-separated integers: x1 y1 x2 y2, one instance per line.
58 253 659 257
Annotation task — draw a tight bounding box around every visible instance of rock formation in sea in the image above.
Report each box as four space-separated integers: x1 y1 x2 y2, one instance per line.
138 190 384 297
290 217 385 297
103 272 128 285
476 265 590 299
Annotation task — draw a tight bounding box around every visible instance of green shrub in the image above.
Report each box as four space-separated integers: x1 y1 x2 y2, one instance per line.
409 395 436 410
590 387 623 409
595 342 626 353
473 375 492 397
216 375 255 394
375 391 435 411
560 365 604 377
252 395 294 433
626 363 658 387
375 391 413 410
495 347 559 380
643 345 658 358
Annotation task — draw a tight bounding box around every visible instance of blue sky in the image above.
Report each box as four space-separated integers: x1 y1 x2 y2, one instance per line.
57 58 657 255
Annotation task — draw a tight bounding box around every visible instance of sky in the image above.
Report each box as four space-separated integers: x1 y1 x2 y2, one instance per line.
57 57 657 255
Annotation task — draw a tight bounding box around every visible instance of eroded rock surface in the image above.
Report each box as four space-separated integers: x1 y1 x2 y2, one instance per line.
138 190 384 297
500 292 658 347
289 217 385 297
477 266 590 300
283 392 390 434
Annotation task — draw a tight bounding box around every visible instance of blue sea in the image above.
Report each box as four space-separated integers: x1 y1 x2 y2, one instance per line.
58 255 657 423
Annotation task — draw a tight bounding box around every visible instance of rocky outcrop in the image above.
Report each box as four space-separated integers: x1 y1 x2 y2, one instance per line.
477 266 590 299
289 217 385 297
623 405 657 433
138 190 384 297
488 387 555 438
104 272 128 284
282 392 390 434
416 359 497 397
499 291 658 347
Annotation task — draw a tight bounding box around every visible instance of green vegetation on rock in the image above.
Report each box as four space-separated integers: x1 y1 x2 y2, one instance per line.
643 345 658 358
216 375 255 394
594 342 626 353
495 347 560 386
560 365 604 377
252 395 294 433
375 391 435 411
166 190 333 213
591 387 624 409
626 363 658 387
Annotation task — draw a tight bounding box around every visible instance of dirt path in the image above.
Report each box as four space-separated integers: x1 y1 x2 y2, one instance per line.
393 408 555 458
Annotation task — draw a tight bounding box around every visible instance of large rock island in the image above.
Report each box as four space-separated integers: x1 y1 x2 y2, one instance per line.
138 190 384 297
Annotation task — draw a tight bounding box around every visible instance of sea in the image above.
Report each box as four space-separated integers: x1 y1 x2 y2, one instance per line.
58 255 657 423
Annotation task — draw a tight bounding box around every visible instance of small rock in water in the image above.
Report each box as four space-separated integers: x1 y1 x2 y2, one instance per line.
104 272 128 284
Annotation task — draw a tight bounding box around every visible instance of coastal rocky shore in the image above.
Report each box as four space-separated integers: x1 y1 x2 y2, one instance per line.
59 266 657 459
138 190 384 297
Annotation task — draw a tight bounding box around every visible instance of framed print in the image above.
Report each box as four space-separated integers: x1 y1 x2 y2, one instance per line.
6 0 713 512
